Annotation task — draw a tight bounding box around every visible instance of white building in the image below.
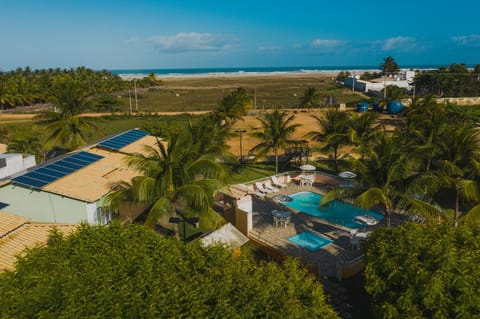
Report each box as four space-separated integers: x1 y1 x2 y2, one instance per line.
343 70 415 93
0 153 36 179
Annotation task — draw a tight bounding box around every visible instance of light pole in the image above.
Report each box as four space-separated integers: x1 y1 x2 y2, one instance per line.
234 129 247 173
169 211 199 242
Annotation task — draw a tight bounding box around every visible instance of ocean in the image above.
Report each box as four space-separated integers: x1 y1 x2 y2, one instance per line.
109 65 448 78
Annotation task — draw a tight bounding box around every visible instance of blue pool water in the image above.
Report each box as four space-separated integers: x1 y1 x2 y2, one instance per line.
282 191 384 228
288 232 333 251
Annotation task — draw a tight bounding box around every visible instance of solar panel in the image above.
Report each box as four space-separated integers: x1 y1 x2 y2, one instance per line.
11 151 104 189
97 129 150 151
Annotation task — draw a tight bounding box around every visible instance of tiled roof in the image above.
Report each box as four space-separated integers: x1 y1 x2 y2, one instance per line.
0 211 76 271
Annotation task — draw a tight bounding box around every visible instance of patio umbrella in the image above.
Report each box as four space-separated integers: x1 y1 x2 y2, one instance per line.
299 164 316 171
338 171 357 179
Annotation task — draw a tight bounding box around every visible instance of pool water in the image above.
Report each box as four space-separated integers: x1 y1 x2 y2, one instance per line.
288 232 332 251
282 191 384 228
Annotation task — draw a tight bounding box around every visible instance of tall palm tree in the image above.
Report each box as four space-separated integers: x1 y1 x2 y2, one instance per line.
250 109 300 174
105 126 227 233
413 124 480 227
299 87 320 112
305 109 349 172
348 112 383 159
36 77 96 151
214 88 252 127
321 134 412 226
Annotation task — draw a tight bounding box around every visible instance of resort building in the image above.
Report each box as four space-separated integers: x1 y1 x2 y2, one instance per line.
0 129 162 225
343 70 415 93
0 211 77 272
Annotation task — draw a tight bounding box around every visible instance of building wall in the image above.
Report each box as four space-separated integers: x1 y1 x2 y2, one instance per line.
0 184 88 223
0 154 36 179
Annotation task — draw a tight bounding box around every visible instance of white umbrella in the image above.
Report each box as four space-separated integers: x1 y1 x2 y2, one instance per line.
299 164 316 171
338 171 357 179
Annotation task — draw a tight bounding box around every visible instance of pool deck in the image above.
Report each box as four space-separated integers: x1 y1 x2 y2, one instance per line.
248 182 376 278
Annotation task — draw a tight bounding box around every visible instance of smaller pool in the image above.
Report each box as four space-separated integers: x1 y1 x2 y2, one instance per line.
288 232 333 251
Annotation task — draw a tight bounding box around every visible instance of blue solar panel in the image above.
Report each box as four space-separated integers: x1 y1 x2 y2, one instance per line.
98 129 150 151
11 151 104 189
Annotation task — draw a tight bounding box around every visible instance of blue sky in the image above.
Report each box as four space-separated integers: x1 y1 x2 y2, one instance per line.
1 0 479 70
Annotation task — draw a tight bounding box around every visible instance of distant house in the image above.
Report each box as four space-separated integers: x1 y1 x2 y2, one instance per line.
0 129 163 225
343 70 415 93
0 211 77 272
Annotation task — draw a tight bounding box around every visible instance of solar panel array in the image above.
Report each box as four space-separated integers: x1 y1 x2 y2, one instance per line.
97 129 150 151
11 151 104 189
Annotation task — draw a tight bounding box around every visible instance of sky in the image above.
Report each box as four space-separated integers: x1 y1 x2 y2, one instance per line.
1 0 479 70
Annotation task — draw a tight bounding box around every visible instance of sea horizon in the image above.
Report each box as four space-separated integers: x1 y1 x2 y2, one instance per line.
109 64 467 78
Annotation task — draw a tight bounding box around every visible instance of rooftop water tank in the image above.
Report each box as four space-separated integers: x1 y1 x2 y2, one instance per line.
387 100 403 114
356 102 369 113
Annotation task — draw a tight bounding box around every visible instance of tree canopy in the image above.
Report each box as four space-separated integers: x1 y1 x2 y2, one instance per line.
379 56 400 75
364 223 480 318
0 223 339 318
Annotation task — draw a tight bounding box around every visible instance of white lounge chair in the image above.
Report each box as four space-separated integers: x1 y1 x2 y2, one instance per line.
265 184 280 193
234 184 265 198
255 182 272 194
271 175 287 188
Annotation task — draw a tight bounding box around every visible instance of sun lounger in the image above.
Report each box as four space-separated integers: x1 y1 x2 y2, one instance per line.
233 184 265 198
265 184 280 193
254 182 272 194
271 175 287 188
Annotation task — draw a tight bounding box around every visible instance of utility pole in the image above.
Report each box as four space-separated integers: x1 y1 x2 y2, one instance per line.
133 79 138 112
128 89 132 114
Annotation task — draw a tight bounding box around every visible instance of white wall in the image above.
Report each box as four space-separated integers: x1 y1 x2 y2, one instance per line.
0 154 36 179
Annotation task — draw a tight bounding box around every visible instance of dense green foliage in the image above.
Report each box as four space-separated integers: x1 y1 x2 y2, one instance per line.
105 121 230 230
364 223 480 318
0 66 159 110
0 223 338 318
414 63 480 97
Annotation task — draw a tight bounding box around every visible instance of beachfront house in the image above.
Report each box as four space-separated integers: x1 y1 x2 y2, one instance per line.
0 129 163 225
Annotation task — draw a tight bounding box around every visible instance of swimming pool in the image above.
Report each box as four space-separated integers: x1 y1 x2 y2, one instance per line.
282 191 384 228
288 232 332 251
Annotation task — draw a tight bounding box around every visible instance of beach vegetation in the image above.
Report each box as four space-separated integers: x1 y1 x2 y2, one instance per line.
0 222 339 318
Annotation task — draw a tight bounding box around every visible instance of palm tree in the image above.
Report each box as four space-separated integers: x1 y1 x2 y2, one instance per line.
7 135 45 163
321 134 412 226
214 88 253 127
380 56 399 75
299 87 320 112
413 124 480 227
36 77 96 151
305 109 349 172
250 109 300 174
348 112 383 159
104 126 227 234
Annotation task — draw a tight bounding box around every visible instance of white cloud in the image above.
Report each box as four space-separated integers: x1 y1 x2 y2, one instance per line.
125 37 138 44
311 39 345 48
380 36 418 51
150 32 237 53
451 34 480 47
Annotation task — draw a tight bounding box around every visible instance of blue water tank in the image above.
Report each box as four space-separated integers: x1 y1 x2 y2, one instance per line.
387 100 403 114
356 102 369 113
372 102 384 112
